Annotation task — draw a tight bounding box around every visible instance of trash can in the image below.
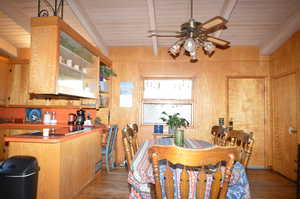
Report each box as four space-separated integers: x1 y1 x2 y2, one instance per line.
0 156 39 199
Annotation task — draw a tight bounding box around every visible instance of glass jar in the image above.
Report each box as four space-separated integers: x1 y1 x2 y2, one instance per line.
175 130 184 147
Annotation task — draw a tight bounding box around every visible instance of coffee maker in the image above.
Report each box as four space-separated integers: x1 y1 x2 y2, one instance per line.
76 109 86 126
68 113 77 125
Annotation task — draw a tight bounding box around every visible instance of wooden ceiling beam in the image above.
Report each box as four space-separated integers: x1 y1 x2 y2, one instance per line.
213 0 239 38
259 10 300 55
66 0 108 56
146 0 159 56
0 0 31 33
0 36 18 58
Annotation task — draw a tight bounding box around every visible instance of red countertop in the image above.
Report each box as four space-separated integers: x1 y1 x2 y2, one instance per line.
2 123 108 143
0 123 69 128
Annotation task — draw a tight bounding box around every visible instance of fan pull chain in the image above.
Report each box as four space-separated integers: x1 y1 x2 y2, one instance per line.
190 0 193 19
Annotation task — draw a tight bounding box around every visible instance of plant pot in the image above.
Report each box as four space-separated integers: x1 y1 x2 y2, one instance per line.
168 126 177 135
175 130 184 147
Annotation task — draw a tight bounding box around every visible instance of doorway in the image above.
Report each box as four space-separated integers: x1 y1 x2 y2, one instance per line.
227 77 266 167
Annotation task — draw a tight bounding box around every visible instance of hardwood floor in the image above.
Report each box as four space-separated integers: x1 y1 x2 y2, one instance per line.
74 168 129 199
248 169 296 199
75 168 297 199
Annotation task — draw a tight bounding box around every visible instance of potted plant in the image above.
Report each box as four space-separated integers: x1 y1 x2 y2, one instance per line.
160 111 190 134
160 112 190 146
100 64 117 80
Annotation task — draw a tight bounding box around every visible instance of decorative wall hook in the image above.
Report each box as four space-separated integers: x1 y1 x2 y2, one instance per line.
38 0 64 19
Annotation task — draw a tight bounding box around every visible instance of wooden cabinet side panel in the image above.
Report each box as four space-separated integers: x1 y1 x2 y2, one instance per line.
30 25 58 94
60 131 99 198
8 142 61 199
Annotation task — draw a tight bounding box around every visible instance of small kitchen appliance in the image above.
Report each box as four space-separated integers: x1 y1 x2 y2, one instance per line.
76 109 86 126
68 113 77 125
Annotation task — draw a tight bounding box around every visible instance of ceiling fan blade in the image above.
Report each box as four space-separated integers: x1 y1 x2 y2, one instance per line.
200 16 227 31
206 36 230 47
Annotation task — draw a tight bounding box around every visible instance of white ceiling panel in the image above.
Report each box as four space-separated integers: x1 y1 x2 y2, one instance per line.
0 0 299 54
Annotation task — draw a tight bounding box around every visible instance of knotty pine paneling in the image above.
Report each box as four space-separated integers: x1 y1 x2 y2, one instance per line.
270 30 300 180
109 46 270 166
271 30 300 144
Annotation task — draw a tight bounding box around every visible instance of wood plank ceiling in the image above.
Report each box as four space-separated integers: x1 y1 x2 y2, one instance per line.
0 0 300 55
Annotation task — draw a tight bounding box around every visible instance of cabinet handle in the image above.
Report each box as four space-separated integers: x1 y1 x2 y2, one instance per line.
7 96 10 101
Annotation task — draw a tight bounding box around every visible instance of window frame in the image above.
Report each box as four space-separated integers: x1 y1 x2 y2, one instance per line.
141 77 195 127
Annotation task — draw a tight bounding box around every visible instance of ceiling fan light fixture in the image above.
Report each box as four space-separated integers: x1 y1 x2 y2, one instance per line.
203 41 216 55
150 0 230 62
183 38 196 53
168 40 183 56
190 50 198 61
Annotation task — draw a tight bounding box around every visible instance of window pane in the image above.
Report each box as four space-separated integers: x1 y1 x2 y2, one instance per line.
143 103 192 125
144 79 192 99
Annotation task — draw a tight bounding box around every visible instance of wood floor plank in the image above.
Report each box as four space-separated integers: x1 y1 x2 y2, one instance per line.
75 168 297 199
248 169 296 199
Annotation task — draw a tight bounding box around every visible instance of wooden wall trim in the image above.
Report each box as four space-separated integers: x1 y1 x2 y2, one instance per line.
270 71 298 79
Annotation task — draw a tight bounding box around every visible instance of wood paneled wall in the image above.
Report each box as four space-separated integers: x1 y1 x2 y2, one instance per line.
109 46 270 165
270 30 300 144
270 30 300 179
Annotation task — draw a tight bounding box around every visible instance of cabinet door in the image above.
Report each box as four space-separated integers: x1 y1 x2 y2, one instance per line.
0 61 11 105
7 64 30 105
0 129 10 161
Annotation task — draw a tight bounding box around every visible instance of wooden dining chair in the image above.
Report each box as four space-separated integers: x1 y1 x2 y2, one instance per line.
225 130 254 168
149 145 239 199
127 123 139 152
211 125 227 146
101 125 118 172
122 127 137 170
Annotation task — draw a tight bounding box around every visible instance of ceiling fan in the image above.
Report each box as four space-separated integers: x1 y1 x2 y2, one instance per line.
149 0 230 61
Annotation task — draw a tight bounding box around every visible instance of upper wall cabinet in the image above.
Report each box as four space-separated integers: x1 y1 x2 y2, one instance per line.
30 17 99 99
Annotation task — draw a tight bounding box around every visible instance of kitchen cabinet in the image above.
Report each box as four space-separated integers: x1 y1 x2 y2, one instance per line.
30 16 99 99
96 57 113 123
0 127 42 161
0 59 10 105
7 128 101 199
0 129 10 160
7 62 29 105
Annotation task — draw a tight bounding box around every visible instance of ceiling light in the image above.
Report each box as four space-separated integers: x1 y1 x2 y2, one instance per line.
168 40 184 56
183 38 196 53
149 0 230 62
203 41 216 55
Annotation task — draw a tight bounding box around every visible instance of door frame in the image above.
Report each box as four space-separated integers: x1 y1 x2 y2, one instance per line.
226 76 270 168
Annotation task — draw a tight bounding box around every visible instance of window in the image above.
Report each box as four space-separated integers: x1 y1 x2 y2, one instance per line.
142 78 193 125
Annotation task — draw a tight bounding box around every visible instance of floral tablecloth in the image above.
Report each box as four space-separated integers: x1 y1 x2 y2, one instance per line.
128 138 251 199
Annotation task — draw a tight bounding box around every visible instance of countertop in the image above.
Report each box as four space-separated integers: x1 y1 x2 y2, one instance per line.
0 122 69 128
4 125 107 143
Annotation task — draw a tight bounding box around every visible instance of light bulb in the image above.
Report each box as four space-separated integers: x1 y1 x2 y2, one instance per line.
168 43 181 56
203 41 215 55
190 50 197 61
183 38 196 52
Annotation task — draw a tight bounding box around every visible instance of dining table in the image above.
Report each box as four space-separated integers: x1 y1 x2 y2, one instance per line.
128 137 251 199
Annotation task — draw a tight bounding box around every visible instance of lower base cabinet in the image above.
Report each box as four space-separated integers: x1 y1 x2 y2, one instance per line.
8 130 100 199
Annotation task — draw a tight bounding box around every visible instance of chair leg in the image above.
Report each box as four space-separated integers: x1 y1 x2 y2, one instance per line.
106 152 110 172
110 155 115 169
